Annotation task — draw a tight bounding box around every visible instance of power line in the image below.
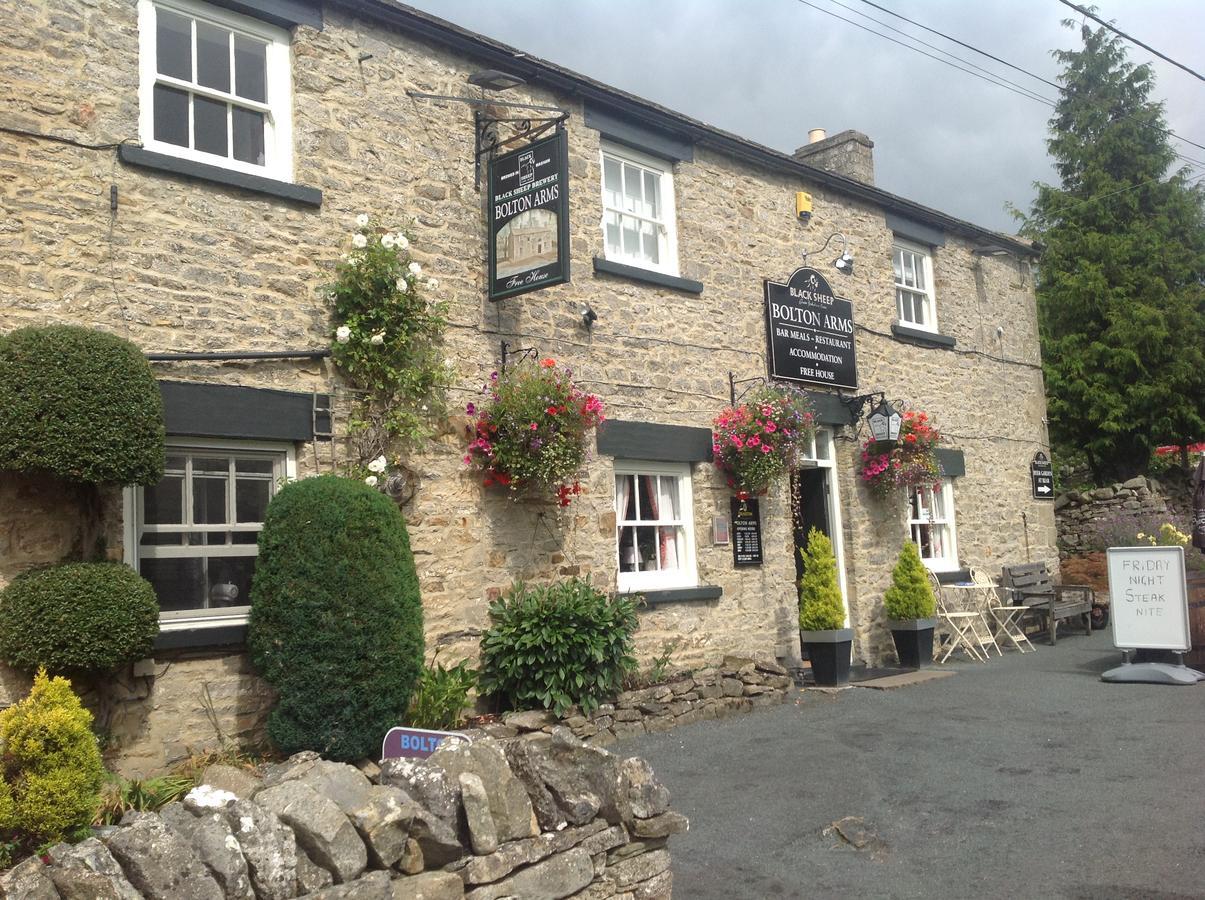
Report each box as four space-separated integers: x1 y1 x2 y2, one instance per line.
1055 0 1205 83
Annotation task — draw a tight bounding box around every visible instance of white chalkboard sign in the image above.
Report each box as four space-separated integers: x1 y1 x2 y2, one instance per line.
1106 546 1190 651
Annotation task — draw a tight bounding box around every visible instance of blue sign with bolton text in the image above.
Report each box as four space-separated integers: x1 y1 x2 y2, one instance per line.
381 726 470 762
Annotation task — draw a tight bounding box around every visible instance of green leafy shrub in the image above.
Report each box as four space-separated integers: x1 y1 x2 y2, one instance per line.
883 541 937 620
0 563 159 674
94 773 195 826
406 659 478 730
480 578 638 716
798 528 846 631
248 475 424 761
0 669 105 847
0 325 164 485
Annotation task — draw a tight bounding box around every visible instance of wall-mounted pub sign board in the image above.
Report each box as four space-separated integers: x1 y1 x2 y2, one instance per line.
731 497 763 567
764 267 857 389
1031 451 1054 499
488 130 570 301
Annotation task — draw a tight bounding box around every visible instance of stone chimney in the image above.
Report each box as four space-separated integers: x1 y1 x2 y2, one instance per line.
793 129 875 186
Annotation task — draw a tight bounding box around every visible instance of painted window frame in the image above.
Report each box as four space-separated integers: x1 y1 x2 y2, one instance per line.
137 0 294 181
907 480 959 573
599 141 680 277
123 437 296 631
614 460 696 593
892 237 938 333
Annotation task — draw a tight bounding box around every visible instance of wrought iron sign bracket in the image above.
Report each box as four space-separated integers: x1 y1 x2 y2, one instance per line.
500 340 538 372
728 372 767 406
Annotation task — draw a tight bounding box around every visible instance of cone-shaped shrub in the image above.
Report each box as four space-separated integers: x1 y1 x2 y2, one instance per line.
0 325 164 485
0 562 159 674
0 669 104 845
248 475 424 761
798 528 845 631
883 541 937 620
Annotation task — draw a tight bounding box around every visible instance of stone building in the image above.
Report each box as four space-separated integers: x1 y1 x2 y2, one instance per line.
0 0 1055 773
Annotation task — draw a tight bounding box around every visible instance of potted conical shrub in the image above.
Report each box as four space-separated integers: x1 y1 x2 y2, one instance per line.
798 527 852 686
883 541 938 668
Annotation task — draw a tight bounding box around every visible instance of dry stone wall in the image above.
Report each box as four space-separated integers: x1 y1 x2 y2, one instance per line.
1055 475 1176 556
1 731 683 899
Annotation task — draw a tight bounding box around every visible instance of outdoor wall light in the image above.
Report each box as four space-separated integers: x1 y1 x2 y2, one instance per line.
802 232 854 276
867 397 902 444
580 303 598 329
467 69 526 92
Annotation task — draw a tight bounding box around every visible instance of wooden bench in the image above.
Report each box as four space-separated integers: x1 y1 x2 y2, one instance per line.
1000 562 1094 645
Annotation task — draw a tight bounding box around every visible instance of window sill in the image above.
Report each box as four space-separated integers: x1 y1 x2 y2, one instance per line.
118 145 322 207
153 622 247 651
891 322 956 349
626 585 723 606
593 257 703 294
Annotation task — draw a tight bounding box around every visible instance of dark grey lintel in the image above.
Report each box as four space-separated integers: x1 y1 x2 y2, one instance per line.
153 623 247 651
890 323 956 349
631 586 723 606
596 420 713 463
119 146 322 207
206 0 322 29
593 257 704 294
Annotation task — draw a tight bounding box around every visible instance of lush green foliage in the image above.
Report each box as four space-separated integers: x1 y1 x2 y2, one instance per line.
465 358 605 505
0 325 165 485
712 384 815 497
859 411 942 499
248 475 425 761
1017 24 1205 483
0 563 159 674
329 216 451 450
0 670 104 847
798 528 845 631
406 659 478 730
93 773 195 826
480 578 638 716
882 541 936 620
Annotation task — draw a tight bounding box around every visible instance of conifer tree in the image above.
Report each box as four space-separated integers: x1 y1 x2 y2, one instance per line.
798 528 845 631
883 541 936 620
1019 21 1205 483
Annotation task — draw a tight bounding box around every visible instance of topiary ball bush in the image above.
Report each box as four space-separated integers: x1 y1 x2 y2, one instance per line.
0 325 165 485
798 527 846 632
248 475 424 762
0 669 105 846
0 562 159 674
479 577 638 717
883 540 937 620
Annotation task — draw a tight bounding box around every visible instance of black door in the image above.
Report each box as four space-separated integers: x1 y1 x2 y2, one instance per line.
793 468 831 583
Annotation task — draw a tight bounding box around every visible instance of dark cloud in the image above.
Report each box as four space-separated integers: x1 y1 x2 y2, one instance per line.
404 0 1205 233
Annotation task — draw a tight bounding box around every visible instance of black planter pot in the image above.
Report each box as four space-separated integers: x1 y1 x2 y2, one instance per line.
800 628 854 686
887 618 937 669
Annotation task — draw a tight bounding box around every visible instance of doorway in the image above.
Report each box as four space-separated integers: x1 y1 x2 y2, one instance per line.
790 428 849 621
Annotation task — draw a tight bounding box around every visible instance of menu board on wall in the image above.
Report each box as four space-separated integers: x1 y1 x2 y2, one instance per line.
731 497 763 567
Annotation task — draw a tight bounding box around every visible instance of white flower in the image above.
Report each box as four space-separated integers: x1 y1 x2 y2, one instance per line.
381 234 396 250
408 261 422 277
335 325 351 343
367 455 388 473
355 213 369 227
370 331 385 345
352 233 368 249
425 278 439 290
395 277 407 292
364 475 378 487
396 235 409 251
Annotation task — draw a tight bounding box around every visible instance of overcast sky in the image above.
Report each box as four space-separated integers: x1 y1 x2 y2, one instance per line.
402 0 1205 235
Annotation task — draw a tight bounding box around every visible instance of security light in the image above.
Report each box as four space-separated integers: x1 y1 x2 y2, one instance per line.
467 69 525 92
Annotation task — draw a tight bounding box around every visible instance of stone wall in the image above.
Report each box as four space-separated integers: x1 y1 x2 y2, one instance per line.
3 732 683 899
1054 475 1177 556
1 0 1055 763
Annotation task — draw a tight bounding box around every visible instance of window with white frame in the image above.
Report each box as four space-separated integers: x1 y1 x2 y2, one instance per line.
892 238 937 332
125 441 292 625
907 481 959 572
600 143 679 275
614 461 695 592
137 0 293 180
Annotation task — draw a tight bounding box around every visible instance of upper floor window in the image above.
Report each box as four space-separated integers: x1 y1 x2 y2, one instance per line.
893 238 937 332
615 460 696 592
600 142 679 276
907 481 959 572
138 0 293 180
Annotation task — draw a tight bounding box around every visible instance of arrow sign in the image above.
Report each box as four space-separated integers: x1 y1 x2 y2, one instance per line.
1031 451 1055 500
1037 484 1051 495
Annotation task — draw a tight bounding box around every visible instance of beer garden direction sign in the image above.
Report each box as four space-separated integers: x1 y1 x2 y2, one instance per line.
1031 451 1054 499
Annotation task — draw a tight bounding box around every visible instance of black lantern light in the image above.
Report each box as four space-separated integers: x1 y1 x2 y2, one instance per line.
867 397 901 445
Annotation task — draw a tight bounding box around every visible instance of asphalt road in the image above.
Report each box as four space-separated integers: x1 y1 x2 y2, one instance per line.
618 631 1205 900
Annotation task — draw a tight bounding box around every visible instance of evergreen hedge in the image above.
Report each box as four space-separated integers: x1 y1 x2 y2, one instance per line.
883 541 937 620
247 475 424 761
0 563 159 674
0 325 164 486
798 528 846 631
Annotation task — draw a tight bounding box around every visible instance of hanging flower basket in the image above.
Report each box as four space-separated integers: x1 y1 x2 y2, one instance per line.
464 358 604 506
859 409 942 499
712 384 815 498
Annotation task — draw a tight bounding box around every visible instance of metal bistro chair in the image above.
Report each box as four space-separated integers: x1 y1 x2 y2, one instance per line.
970 566 1034 653
931 570 986 663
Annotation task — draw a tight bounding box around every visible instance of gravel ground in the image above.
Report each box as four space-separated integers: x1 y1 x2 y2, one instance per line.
618 630 1205 900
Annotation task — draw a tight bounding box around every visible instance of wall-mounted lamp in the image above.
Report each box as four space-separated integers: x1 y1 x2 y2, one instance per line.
867 397 902 444
580 303 598 329
803 232 854 276
467 69 526 92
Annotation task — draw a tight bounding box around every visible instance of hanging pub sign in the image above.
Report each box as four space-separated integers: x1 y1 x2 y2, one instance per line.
1031 451 1054 499
731 497 764 567
764 267 857 389
488 129 570 301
